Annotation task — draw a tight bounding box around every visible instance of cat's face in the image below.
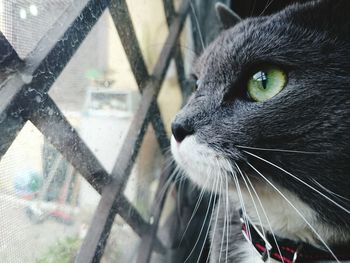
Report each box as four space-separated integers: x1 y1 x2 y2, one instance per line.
171 1 350 229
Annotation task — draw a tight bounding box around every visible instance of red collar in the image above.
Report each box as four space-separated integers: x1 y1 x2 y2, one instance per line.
240 211 350 262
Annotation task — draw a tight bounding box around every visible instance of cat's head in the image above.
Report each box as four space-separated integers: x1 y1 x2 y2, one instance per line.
171 0 350 232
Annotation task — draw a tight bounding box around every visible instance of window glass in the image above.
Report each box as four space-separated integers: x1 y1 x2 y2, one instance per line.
0 0 74 58
0 0 186 262
0 122 100 262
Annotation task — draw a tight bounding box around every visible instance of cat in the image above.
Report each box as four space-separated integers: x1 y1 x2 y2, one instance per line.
171 0 350 262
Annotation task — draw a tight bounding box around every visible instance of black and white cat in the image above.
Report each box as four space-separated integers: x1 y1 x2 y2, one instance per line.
171 1 350 262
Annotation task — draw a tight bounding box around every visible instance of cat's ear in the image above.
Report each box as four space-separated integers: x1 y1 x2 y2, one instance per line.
215 2 241 29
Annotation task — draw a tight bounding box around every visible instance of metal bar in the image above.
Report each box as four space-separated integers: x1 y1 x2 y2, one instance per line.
0 0 174 261
108 0 149 88
76 86 152 263
76 1 190 261
29 97 163 251
30 96 110 192
151 0 190 89
19 0 167 249
109 0 170 154
37 156 63 201
75 195 166 263
149 103 170 154
136 162 173 263
117 195 166 254
163 0 177 20
163 0 192 102
0 32 23 77
0 0 109 161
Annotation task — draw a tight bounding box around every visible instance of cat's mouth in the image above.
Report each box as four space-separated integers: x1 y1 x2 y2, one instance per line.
171 135 235 191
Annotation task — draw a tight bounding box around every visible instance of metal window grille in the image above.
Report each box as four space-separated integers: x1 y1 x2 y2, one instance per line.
0 0 191 262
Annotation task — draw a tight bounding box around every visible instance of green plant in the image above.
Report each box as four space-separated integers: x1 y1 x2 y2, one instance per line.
36 236 81 263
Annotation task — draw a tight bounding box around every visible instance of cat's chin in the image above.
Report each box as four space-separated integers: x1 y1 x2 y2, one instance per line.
170 136 350 246
171 135 232 192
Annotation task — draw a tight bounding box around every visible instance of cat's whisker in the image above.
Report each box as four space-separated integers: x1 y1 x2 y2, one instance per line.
249 0 257 16
243 150 350 215
234 165 267 254
206 173 222 263
156 165 179 204
162 154 175 171
236 145 325 155
259 0 275 16
236 163 284 263
218 174 225 263
246 161 340 263
311 178 350 203
197 175 220 263
212 160 229 263
199 194 219 262
184 171 217 263
175 175 185 217
225 175 230 263
189 0 205 51
228 164 251 241
179 173 211 246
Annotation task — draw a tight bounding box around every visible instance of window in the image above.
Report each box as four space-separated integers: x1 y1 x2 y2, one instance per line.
0 0 193 262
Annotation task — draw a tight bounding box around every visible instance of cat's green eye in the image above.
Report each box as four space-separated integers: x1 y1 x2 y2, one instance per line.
247 68 286 102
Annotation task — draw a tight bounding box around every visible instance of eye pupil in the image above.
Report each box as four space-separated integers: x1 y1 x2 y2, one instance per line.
253 71 268 89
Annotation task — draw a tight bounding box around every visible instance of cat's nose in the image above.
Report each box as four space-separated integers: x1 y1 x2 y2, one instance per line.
171 121 193 143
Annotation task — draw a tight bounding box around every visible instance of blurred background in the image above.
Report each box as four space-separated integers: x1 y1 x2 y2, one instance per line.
0 0 188 262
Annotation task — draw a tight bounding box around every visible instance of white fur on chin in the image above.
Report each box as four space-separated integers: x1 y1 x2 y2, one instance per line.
171 135 231 191
171 134 340 262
